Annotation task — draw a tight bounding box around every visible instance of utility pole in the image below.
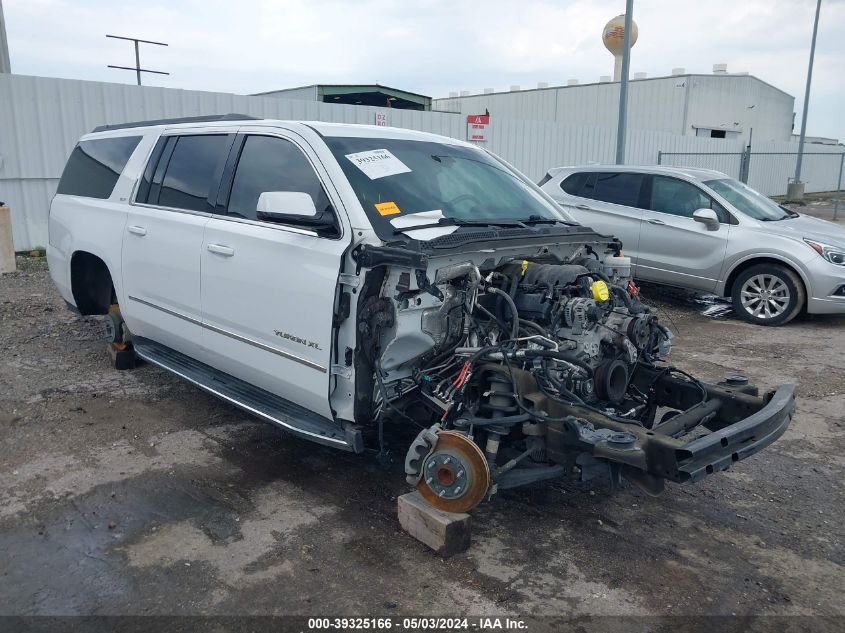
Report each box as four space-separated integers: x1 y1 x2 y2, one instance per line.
106 34 168 86
790 0 822 202
615 0 634 164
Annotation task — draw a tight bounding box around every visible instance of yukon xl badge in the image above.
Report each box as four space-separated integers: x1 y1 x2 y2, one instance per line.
274 330 322 350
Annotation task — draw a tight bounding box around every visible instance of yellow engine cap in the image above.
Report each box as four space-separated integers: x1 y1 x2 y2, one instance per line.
591 280 610 302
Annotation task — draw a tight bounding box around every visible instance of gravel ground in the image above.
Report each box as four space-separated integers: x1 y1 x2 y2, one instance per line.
1 220 843 627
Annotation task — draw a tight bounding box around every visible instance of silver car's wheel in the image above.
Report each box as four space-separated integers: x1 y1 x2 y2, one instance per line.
731 264 804 326
740 274 791 319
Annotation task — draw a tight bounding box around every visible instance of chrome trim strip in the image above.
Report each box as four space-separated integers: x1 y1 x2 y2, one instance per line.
134 347 349 448
203 321 327 373
128 295 202 325
206 213 319 237
129 201 213 218
127 295 327 373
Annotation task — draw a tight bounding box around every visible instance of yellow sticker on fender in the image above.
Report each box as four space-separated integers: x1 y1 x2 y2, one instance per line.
375 201 401 216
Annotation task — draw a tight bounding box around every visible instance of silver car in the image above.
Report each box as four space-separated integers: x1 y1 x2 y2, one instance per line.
539 165 845 325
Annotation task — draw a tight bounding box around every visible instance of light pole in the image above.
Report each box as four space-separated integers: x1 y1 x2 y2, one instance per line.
615 0 634 165
789 0 822 202
0 0 12 73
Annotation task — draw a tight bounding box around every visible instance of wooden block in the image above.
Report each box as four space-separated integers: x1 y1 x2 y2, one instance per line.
397 490 471 557
0 206 16 275
108 343 137 370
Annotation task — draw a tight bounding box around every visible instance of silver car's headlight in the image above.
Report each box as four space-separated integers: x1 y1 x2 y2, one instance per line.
805 239 845 266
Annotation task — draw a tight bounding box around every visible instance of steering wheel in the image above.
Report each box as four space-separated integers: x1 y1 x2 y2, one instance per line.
446 193 483 209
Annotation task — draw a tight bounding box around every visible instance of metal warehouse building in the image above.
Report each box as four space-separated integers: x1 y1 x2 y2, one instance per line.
254 84 432 111
434 67 795 144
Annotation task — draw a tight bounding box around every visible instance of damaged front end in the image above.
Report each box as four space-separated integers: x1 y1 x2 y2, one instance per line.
352 227 795 512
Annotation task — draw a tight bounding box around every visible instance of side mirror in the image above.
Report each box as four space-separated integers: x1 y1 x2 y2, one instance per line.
692 208 720 231
256 191 317 222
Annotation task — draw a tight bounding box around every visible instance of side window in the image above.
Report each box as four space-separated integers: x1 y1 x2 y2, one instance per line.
156 135 230 212
650 176 730 222
226 135 334 229
582 172 645 208
560 172 588 196
56 135 142 199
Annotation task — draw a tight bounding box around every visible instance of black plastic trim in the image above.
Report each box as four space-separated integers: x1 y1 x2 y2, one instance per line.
92 113 260 133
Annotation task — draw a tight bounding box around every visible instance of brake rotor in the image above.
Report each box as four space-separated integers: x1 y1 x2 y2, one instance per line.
416 431 490 513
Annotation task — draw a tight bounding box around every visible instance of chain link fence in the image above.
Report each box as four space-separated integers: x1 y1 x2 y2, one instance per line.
657 148 844 220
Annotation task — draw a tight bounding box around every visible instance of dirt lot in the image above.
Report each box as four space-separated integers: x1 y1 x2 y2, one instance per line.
1 216 844 625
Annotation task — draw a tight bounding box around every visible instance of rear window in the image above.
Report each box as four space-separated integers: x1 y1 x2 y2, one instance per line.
157 135 231 212
56 136 142 199
582 172 645 208
560 172 589 195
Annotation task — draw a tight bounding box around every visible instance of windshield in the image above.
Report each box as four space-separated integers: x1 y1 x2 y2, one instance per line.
324 136 572 239
704 178 793 221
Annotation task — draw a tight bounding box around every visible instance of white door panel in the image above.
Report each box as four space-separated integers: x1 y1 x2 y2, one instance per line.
121 206 208 358
201 219 345 419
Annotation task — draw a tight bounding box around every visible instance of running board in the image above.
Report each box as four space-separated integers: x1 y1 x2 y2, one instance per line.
133 337 363 453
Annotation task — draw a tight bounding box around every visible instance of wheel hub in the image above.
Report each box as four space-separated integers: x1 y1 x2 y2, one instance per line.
416 431 490 512
424 451 469 499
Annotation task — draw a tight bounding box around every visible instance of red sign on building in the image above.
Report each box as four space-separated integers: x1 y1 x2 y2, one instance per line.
466 114 490 142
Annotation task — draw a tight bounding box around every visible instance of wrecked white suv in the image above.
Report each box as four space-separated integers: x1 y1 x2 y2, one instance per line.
48 115 795 512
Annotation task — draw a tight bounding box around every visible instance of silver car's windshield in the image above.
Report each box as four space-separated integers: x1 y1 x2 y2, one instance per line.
704 178 792 221
324 136 573 239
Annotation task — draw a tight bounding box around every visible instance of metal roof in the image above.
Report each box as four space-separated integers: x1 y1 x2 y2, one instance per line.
254 83 432 110
255 83 432 100
437 73 794 101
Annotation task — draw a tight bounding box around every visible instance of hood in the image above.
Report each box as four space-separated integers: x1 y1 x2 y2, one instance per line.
754 213 845 248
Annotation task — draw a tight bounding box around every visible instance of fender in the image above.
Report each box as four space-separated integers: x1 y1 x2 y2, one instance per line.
718 250 813 297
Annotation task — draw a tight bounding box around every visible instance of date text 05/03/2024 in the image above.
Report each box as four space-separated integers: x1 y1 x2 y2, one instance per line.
306 617 528 631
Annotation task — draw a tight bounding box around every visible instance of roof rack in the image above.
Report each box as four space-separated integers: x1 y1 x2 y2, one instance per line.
92 113 261 133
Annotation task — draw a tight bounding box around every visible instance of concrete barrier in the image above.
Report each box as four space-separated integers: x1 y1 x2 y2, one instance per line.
0 205 16 274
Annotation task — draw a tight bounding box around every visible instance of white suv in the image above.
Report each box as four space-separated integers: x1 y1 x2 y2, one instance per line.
48 116 795 512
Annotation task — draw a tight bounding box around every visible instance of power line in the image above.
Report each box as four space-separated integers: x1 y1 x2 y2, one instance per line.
106 34 168 86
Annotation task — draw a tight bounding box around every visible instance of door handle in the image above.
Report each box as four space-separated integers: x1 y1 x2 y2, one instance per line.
207 243 235 257
646 218 666 225
127 225 147 236
574 204 593 211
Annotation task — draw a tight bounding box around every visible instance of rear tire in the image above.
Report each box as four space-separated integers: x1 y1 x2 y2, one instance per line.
731 264 804 326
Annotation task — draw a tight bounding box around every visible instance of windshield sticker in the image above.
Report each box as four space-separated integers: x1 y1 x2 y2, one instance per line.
345 149 412 180
375 201 401 216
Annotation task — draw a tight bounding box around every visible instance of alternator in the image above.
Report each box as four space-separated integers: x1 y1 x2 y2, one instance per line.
563 298 595 334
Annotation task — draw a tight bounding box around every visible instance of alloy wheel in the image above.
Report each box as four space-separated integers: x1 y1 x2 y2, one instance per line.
739 274 791 320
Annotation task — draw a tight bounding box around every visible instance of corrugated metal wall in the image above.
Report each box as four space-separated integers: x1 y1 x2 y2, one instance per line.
0 74 463 250
434 75 795 143
747 144 844 197
252 86 318 101
1 73 839 250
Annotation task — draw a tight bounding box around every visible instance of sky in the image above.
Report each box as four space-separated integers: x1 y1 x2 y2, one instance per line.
4 0 844 140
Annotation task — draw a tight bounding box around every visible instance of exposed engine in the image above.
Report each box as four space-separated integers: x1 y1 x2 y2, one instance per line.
352 239 792 513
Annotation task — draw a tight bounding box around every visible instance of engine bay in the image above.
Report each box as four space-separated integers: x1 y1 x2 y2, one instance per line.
351 235 795 512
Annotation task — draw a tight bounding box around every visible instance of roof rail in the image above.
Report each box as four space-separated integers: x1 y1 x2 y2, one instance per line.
92 113 261 133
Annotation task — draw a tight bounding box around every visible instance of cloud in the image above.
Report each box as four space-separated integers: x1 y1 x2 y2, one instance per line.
4 0 844 139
